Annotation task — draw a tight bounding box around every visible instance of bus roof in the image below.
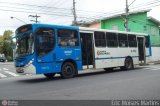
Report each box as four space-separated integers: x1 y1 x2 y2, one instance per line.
17 24 148 36
32 23 79 30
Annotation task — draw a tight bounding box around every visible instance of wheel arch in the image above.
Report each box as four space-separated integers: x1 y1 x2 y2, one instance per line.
62 59 78 74
125 56 133 61
125 56 134 69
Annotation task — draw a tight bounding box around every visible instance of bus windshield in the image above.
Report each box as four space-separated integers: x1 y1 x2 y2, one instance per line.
16 32 34 57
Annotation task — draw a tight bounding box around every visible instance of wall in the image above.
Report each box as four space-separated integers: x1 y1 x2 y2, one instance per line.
101 12 148 32
151 47 160 61
87 22 101 28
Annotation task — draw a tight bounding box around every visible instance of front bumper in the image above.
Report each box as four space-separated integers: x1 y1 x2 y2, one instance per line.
16 63 36 74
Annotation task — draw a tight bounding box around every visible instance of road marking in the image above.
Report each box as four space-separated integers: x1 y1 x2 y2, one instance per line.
3 68 9 70
143 67 160 71
143 68 152 70
4 71 19 77
150 69 160 71
0 69 1 71
0 73 7 78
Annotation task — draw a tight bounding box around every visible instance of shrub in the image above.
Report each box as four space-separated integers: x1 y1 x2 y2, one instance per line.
6 56 13 61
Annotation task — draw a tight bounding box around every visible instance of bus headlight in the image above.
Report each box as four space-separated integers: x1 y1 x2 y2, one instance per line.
28 59 34 65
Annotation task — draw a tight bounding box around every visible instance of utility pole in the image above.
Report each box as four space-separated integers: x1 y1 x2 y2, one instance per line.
125 0 129 32
29 14 40 23
125 0 136 32
72 0 77 26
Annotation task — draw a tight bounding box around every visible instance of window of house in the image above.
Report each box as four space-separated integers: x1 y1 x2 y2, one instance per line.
144 26 147 33
118 33 128 47
128 34 137 47
151 26 156 35
58 29 78 47
106 32 118 47
94 31 106 47
112 25 118 30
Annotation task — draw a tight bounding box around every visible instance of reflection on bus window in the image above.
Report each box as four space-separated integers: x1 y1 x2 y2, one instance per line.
118 33 128 47
58 29 78 47
36 28 55 57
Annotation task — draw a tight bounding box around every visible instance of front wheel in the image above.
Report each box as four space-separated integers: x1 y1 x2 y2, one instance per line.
61 62 76 79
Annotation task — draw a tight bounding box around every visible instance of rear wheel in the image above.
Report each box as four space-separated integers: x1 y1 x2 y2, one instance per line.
44 73 56 79
61 62 76 79
121 57 133 70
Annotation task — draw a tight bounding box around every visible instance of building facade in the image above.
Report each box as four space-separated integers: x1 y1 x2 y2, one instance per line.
101 10 160 62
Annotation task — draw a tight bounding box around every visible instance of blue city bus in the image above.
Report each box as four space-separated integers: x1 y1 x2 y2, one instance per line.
13 24 151 79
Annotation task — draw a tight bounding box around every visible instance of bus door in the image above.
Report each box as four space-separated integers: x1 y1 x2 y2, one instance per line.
80 32 94 69
137 37 146 63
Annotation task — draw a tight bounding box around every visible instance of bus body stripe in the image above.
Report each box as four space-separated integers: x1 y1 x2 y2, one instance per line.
95 56 139 60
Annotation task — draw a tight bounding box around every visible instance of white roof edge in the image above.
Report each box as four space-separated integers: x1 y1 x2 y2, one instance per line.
147 16 160 24
79 27 148 36
101 9 151 21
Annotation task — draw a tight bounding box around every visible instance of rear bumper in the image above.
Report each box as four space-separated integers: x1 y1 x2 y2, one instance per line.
16 63 36 74
0 59 5 62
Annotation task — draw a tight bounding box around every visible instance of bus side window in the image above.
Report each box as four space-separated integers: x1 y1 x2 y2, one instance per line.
94 31 106 47
106 32 118 47
118 33 128 47
58 29 79 47
128 34 137 47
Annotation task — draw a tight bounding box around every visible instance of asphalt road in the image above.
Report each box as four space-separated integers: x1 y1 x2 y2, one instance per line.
0 64 160 101
0 62 28 79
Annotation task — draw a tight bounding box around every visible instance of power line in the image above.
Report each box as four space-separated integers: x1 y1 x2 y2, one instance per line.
0 1 121 14
0 0 160 25
130 0 160 10
51 0 64 7
81 0 160 23
0 5 72 15
0 8 96 20
0 1 71 11
54 0 68 7
0 8 73 17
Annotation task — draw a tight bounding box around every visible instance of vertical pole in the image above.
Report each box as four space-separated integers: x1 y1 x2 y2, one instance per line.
125 0 129 32
36 14 38 23
73 0 77 26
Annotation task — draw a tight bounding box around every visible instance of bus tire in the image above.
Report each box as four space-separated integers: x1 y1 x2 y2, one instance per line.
61 62 76 79
122 57 134 70
44 73 56 79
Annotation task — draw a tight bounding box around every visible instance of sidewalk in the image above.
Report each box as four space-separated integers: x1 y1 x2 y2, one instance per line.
0 62 14 65
148 61 160 65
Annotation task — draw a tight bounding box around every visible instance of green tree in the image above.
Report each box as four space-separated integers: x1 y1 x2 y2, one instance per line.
2 30 13 61
0 36 3 53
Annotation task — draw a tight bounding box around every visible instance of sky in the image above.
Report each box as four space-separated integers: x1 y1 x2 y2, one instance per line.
0 0 160 35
